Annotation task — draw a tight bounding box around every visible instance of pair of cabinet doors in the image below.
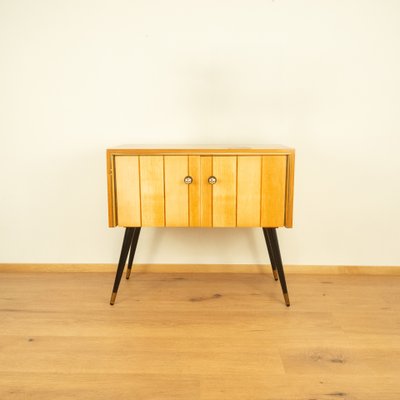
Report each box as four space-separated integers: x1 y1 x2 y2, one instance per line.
113 155 288 228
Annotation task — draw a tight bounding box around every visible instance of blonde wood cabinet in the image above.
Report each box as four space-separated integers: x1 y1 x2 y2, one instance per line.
107 146 295 307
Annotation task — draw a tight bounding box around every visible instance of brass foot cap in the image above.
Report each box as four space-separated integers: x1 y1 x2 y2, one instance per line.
273 269 278 281
126 269 131 279
284 293 290 307
110 292 117 305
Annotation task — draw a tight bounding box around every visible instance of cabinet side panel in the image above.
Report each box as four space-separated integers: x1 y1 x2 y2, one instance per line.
115 156 141 227
237 156 261 227
164 156 189 227
189 156 201 227
139 156 165 227
107 152 116 227
212 156 237 227
200 156 212 227
285 151 295 228
261 156 287 227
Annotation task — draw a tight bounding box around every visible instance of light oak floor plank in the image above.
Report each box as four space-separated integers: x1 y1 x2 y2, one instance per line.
1 269 399 399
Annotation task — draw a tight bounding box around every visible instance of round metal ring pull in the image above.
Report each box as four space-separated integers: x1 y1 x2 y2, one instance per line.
184 176 193 184
208 176 217 184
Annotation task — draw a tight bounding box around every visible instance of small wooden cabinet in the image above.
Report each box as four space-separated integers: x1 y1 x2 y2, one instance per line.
107 145 295 306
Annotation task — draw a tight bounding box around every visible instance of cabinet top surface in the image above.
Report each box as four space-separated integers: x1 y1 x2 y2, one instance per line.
107 144 294 155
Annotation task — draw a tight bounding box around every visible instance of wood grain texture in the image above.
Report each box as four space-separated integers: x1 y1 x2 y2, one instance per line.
1 264 400 274
212 156 237 227
237 156 261 227
108 148 295 229
261 156 287 227
139 156 165 227
200 156 212 227
107 153 116 227
1 269 399 399
107 145 294 156
114 156 141 227
164 156 188 227
188 156 201 227
285 150 295 228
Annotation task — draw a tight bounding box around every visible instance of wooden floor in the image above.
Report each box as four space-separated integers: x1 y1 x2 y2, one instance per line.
1 265 400 399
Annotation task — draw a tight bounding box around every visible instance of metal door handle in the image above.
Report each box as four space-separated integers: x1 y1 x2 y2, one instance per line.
208 176 217 184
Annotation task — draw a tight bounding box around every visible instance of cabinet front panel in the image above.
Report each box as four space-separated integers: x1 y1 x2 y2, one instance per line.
115 156 141 227
164 156 189 227
188 156 201 227
110 152 291 228
261 156 287 227
200 156 213 227
212 156 237 227
237 156 262 227
139 156 165 226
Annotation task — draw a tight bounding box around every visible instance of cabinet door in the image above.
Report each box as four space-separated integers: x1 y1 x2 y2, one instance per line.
237 156 262 227
140 156 165 226
212 156 237 227
261 156 287 227
200 156 212 227
164 156 189 227
115 156 141 227
188 156 201 227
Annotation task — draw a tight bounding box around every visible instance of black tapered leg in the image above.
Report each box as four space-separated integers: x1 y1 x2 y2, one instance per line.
262 228 279 281
264 228 290 307
126 227 141 279
110 228 135 305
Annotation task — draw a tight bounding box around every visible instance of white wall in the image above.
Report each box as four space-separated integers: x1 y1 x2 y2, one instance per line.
1 0 399 266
